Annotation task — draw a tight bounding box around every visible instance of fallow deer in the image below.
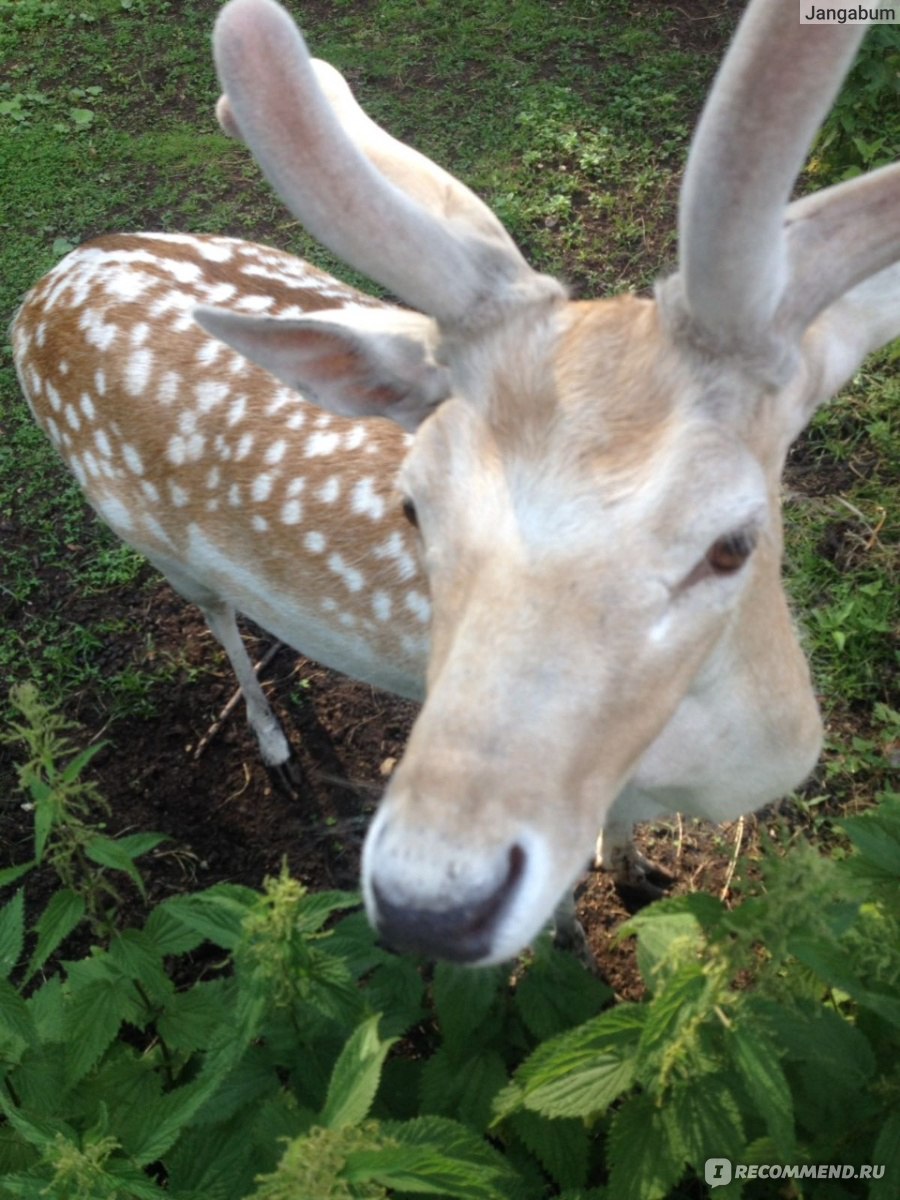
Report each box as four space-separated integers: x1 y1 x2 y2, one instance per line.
11 0 900 964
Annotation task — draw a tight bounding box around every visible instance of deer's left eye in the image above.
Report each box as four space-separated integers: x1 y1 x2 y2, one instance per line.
679 529 758 591
706 530 756 574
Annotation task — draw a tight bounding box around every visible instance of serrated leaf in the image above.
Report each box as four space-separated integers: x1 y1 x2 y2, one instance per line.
108 929 171 1006
364 956 427 1038
871 1110 900 1200
421 1046 508 1131
25 888 85 983
0 861 35 888
514 938 612 1041
509 1004 644 1120
0 977 35 1046
838 808 900 875
0 1089 73 1149
324 909 394 977
294 889 360 934
157 886 257 950
321 1014 396 1130
349 1115 517 1199
663 1073 745 1166
0 889 25 979
130 1046 238 1165
433 961 505 1057
157 980 227 1053
789 936 900 1026
509 1108 590 1189
623 896 718 987
143 903 209 956
729 1024 794 1156
607 1093 685 1200
638 960 707 1065
62 972 134 1085
26 975 64 1043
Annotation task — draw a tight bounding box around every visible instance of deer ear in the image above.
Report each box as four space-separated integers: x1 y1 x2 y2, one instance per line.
194 304 452 431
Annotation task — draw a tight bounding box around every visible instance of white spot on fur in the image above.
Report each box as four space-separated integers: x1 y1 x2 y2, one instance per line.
286 411 305 431
206 466 221 490
197 340 223 367
328 552 364 593
83 450 100 478
125 349 153 397
227 395 246 427
122 443 144 475
351 477 385 521
317 477 340 504
167 436 186 466
198 240 234 263
281 499 302 525
373 531 417 582
80 393 96 421
234 294 274 312
94 369 107 396
170 482 190 507
65 405 81 431
286 478 305 498
339 612 357 628
405 590 431 624
46 381 62 412
94 428 112 457
131 322 150 346
158 371 180 405
235 432 254 461
265 439 287 466
305 430 340 457
345 424 368 451
141 479 160 504
252 473 274 503
228 484 241 507
266 387 294 415
372 591 392 622
252 514 269 532
305 531 326 554
195 380 229 411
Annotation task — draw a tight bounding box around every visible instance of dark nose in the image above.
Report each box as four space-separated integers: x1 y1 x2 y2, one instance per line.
370 843 527 963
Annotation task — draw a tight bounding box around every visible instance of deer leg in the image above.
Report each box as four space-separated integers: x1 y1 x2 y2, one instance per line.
595 822 674 910
202 600 304 794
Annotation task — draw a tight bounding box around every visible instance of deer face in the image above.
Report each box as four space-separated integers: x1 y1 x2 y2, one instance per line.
361 296 776 962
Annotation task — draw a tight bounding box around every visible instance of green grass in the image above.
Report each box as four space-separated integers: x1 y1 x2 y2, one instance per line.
0 0 896 820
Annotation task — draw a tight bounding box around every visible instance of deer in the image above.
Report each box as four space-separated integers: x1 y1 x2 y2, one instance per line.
10 0 900 966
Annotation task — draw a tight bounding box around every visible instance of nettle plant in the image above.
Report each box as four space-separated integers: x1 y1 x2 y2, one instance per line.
1 689 899 1199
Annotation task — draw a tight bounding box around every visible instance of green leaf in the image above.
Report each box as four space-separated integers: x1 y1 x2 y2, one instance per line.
420 1047 508 1131
60 740 106 784
112 831 169 860
62 970 135 1085
85 834 148 897
320 1014 396 1130
294 889 360 934
433 961 505 1057
789 936 900 1027
514 938 612 1041
157 980 228 1053
25 888 85 983
509 1108 590 1190
0 977 35 1046
839 808 900 875
156 885 258 950
0 861 35 888
607 1093 685 1200
506 1004 645 1120
728 1024 794 1156
663 1073 745 1167
623 894 721 987
871 1110 900 1200
0 889 25 979
349 1116 518 1199
638 961 707 1060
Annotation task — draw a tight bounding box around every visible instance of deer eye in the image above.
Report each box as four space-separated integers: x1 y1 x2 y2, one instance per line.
706 530 756 574
678 528 758 591
401 496 419 529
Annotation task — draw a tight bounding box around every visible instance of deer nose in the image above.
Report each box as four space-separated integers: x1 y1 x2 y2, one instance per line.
368 842 527 963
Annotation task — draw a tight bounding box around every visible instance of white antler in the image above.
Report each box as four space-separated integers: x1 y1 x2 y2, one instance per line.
675 3 886 363
212 0 562 328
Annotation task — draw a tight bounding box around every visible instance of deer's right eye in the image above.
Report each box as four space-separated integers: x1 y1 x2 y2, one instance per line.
401 496 419 529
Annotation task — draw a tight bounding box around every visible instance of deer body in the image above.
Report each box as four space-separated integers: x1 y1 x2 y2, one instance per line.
12 0 900 964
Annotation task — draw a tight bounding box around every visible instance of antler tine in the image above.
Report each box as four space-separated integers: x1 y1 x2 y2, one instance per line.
677 0 865 357
213 0 560 329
